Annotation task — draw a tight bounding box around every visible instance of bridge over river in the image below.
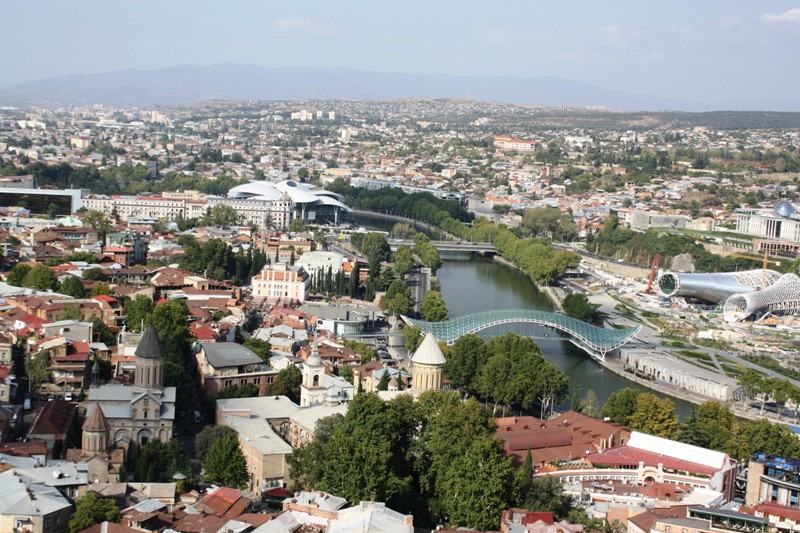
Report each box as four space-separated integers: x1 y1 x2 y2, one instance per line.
388 239 497 254
402 309 640 361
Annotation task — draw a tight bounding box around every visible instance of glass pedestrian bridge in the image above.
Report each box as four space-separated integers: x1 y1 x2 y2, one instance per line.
402 309 641 361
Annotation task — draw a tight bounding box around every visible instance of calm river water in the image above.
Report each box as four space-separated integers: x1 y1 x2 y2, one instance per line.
354 213 694 418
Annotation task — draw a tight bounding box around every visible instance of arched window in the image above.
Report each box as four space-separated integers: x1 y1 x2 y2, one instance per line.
313 375 319 387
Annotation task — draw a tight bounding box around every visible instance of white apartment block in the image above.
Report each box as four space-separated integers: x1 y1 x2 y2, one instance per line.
494 135 536 152
82 194 294 229
251 264 310 304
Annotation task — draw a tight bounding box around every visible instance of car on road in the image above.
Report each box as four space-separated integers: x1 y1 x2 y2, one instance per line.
64 392 73 402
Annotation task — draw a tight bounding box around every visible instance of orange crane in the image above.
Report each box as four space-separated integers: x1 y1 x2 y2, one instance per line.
729 251 781 289
645 254 660 293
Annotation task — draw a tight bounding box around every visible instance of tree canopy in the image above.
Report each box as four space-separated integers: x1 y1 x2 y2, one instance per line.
420 290 448 322
202 435 249 489
69 493 120 533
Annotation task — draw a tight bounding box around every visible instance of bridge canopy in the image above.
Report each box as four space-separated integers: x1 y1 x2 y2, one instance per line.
402 309 639 359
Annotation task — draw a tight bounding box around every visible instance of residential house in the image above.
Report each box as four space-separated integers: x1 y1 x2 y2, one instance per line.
195 342 277 397
0 468 72 533
27 399 78 457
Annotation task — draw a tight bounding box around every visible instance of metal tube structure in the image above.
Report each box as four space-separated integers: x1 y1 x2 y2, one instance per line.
723 273 800 322
656 269 781 303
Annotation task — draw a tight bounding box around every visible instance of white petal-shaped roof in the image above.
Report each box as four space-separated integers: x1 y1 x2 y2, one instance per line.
315 194 352 211
411 332 446 366
228 180 350 209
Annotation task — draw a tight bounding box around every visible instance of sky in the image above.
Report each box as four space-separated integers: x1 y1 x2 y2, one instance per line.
3 1 800 110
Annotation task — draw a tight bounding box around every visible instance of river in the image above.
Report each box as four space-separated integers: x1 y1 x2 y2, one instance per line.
353 213 694 418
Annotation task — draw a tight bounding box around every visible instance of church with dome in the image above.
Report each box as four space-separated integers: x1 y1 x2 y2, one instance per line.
410 332 447 393
86 324 177 449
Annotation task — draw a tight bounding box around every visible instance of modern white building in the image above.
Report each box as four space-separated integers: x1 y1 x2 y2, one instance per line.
736 203 800 243
82 179 348 229
228 180 351 224
620 348 738 401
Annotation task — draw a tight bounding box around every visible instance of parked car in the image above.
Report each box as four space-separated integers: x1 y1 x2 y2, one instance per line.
64 392 74 402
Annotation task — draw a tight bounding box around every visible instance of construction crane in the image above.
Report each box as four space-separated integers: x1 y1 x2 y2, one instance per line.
645 253 660 293
729 251 781 289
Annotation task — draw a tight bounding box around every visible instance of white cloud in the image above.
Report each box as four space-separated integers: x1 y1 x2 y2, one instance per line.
762 8 800 22
272 18 314 30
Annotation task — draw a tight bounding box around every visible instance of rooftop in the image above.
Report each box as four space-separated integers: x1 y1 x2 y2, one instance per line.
201 342 264 368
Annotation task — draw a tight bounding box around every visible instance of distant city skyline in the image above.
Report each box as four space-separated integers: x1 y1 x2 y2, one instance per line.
2 1 799 111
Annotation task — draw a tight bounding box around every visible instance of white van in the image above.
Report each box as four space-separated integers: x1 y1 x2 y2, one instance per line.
194 411 202 423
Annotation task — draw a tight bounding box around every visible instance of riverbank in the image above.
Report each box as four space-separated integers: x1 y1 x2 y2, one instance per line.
350 209 450 240
492 255 564 311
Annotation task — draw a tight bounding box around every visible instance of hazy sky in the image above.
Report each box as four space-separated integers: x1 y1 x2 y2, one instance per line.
3 1 799 109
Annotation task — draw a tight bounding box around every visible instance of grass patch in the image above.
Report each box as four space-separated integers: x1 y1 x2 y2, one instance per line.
665 340 686 348
741 354 800 381
676 350 713 363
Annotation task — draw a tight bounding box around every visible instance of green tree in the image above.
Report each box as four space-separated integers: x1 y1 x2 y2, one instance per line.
6 263 31 286
204 204 239 226
288 413 344 492
82 267 107 281
90 317 116 346
377 371 391 391
125 295 154 333
358 233 391 274
25 351 51 392
59 275 87 298
203 435 249 488
288 218 309 233
90 282 113 297
22 264 58 291
519 476 575 520
444 334 487 392
628 393 679 439
562 293 596 322
382 279 413 317
195 425 238 462
264 365 303 403
69 492 120 533
65 251 99 263
438 437 512 530
318 393 416 508
580 389 601 418
600 388 641 426
391 223 416 240
726 418 800 461
513 447 534 506
737 368 763 409
392 245 415 279
83 210 113 236
339 365 354 384
59 305 82 321
403 324 422 353
420 290 448 322
150 299 193 363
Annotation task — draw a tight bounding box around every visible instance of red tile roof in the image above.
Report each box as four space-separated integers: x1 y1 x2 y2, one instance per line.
28 399 77 436
586 446 718 475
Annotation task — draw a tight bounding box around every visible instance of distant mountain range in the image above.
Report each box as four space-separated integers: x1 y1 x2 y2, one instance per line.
0 63 702 111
